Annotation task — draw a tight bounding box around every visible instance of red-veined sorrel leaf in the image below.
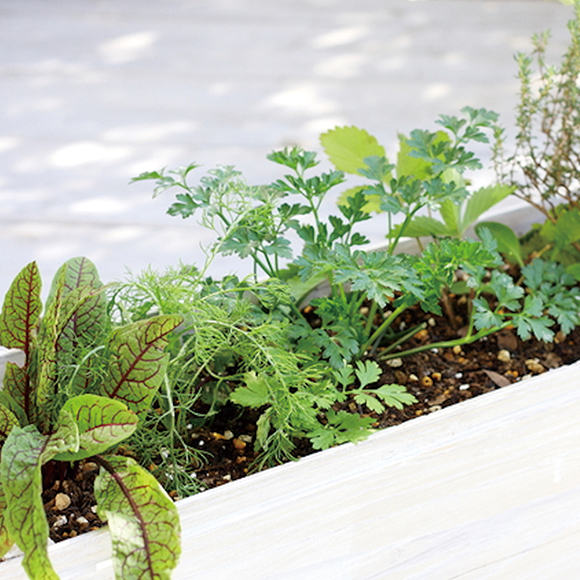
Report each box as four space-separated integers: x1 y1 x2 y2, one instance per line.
0 261 41 355
36 284 106 417
0 418 78 579
0 483 14 560
47 257 106 353
0 403 19 446
103 315 182 418
2 361 32 425
94 455 181 580
53 394 138 462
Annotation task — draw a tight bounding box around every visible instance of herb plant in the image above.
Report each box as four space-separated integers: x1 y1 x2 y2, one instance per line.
0 258 181 580
129 104 580 475
496 2 580 274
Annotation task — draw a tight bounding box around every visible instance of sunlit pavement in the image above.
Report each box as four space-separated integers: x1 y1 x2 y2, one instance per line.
0 0 574 298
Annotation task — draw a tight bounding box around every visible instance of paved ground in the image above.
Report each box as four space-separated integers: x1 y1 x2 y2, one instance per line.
0 0 575 298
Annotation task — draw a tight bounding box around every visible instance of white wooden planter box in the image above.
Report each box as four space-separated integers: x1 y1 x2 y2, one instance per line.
2 204 579 579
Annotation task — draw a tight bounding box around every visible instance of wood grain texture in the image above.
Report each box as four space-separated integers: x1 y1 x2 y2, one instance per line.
2 359 579 579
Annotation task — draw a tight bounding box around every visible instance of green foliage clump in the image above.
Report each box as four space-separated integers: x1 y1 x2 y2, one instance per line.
128 102 580 478
0 258 181 580
496 2 580 275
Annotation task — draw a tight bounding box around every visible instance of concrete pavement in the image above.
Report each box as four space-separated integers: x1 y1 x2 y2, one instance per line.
0 0 575 298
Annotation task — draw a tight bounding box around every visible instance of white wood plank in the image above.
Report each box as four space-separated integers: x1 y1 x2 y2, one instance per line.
2 360 579 579
0 348 25 384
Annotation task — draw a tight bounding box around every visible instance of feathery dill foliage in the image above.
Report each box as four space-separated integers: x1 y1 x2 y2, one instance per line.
114 264 342 475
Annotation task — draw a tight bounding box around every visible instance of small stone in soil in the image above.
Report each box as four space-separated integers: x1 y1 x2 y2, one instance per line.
52 515 67 529
497 349 511 363
54 493 71 511
525 358 546 373
458 384 470 391
386 357 403 367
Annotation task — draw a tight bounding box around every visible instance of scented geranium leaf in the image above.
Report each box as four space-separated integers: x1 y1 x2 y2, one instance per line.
0 403 19 446
0 261 41 354
0 484 14 560
0 420 78 580
230 372 272 408
320 126 386 175
53 395 139 462
103 315 182 418
94 455 181 580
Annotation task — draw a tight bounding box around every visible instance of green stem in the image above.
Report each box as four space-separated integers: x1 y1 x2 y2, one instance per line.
364 301 379 339
374 321 427 358
388 206 423 255
361 303 407 354
379 323 509 361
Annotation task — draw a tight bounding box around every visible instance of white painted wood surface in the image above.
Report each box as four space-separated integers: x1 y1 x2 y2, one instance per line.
2 359 579 579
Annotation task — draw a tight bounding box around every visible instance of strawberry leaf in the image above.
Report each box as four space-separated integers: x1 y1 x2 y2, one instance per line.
53 394 139 462
94 455 181 580
103 315 182 418
320 126 386 175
